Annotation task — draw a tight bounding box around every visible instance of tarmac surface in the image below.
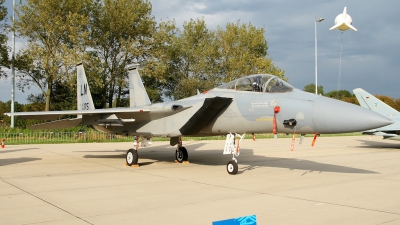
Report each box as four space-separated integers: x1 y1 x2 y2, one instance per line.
1 135 400 225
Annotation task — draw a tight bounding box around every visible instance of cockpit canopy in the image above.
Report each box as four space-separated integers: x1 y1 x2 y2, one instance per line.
216 74 293 93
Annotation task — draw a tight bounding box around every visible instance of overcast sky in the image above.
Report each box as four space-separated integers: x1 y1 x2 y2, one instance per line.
1 0 399 103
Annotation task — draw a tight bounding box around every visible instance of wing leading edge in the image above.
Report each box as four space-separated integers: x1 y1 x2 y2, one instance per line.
179 97 233 135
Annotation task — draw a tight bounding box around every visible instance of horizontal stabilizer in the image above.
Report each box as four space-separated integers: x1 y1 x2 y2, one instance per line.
6 108 150 120
30 118 82 130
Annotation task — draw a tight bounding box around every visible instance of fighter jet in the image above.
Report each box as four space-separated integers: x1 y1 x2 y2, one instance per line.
5 63 391 174
353 88 400 140
329 6 358 32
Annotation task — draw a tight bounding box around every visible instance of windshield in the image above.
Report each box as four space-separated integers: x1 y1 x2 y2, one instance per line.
217 74 293 93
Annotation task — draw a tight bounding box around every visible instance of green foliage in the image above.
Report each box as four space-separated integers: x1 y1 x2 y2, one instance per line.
303 83 324 95
154 19 285 100
87 0 156 108
14 0 90 111
161 18 217 100
0 0 8 77
0 100 27 128
375 95 398 111
325 90 352 99
323 90 359 105
215 21 284 83
9 1 285 107
50 80 77 111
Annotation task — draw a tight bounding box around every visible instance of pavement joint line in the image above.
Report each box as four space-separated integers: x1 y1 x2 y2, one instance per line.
266 193 400 216
134 173 400 217
84 192 262 219
378 218 400 225
1 179 94 225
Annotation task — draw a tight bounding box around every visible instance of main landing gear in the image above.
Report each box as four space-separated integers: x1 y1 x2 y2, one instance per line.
126 148 138 165
175 137 188 163
126 136 140 166
125 135 247 175
126 136 153 166
223 133 245 175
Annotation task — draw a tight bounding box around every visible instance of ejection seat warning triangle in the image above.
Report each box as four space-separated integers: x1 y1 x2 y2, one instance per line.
212 215 257 225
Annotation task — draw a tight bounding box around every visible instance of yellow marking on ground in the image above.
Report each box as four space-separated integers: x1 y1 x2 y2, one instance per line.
124 163 140 168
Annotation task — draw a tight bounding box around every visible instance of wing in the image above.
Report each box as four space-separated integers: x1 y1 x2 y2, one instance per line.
4 108 150 120
179 97 233 135
30 117 83 130
6 103 192 130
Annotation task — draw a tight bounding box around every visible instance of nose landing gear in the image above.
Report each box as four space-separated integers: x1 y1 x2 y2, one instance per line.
223 133 245 175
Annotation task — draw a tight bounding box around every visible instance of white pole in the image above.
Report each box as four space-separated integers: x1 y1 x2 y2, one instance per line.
315 18 324 95
10 0 15 128
315 19 317 95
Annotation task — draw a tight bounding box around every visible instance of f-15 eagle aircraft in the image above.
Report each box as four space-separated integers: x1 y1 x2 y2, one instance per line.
5 63 391 174
353 88 400 140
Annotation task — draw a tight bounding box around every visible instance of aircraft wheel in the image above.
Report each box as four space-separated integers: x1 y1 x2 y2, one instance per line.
226 160 238 175
175 147 188 163
126 149 138 166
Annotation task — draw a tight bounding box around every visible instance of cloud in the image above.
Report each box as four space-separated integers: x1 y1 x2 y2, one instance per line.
3 0 400 103
152 0 400 98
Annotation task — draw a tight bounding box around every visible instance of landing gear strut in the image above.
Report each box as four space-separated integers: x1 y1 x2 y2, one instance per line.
126 136 139 166
175 137 188 163
223 133 245 175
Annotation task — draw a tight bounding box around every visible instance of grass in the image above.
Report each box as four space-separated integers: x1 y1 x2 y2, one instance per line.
0 125 362 145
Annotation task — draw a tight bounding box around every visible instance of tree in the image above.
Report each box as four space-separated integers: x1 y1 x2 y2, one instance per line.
87 0 156 108
140 19 180 102
161 18 216 100
159 20 285 100
324 90 359 105
375 95 397 110
0 0 8 77
0 100 27 128
14 0 91 111
215 21 284 83
394 98 400 112
325 90 352 99
303 83 324 95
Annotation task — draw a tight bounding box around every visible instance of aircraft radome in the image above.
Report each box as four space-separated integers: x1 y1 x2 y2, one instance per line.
5 63 391 174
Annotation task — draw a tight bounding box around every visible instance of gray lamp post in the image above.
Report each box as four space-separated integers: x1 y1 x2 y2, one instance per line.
315 17 324 95
11 0 15 127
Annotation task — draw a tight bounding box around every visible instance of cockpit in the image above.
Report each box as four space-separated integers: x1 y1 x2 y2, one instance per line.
216 74 293 93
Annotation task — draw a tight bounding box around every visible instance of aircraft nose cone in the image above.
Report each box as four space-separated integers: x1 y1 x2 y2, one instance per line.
312 97 393 134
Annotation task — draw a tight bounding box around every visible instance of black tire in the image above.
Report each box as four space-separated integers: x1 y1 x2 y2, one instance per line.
226 160 238 175
175 147 188 163
126 149 139 166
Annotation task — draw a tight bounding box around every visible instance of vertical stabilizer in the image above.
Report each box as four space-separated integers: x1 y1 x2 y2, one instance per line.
353 88 399 118
128 64 151 107
77 62 95 112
